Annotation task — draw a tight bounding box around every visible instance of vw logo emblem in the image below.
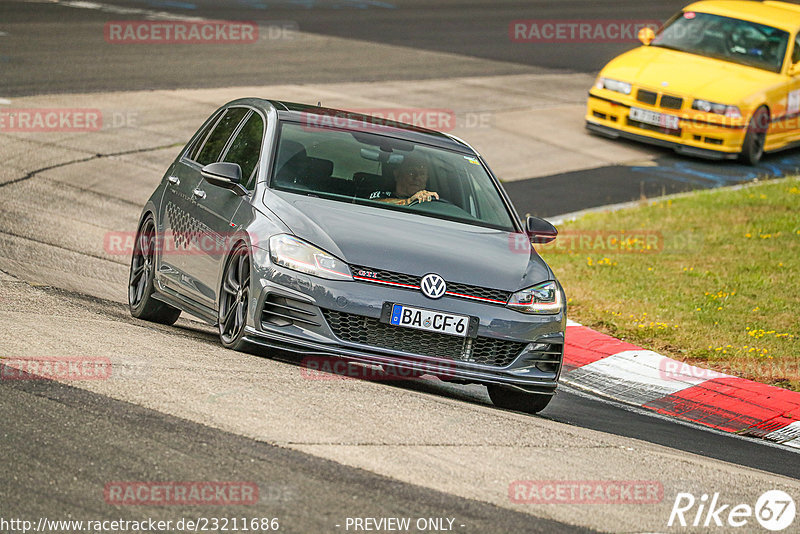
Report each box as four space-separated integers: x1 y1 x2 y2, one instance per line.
420 273 447 299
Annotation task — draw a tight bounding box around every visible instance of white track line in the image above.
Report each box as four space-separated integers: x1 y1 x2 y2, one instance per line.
48 0 206 21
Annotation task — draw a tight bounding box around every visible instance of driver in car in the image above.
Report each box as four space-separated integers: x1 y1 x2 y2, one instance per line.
369 155 439 205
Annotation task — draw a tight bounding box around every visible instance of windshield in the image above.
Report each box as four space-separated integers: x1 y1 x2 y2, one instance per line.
652 11 789 73
270 121 517 231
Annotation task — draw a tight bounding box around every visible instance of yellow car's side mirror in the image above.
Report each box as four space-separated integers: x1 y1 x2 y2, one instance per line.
638 27 656 46
789 63 800 77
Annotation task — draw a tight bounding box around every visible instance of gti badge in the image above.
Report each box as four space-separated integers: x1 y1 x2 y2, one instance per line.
420 273 446 299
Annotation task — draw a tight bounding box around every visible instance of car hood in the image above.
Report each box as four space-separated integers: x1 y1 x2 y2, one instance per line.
602 46 781 102
266 191 552 291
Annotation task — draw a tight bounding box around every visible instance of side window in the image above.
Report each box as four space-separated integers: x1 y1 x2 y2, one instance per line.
195 107 249 166
186 111 222 162
222 112 265 189
793 33 800 64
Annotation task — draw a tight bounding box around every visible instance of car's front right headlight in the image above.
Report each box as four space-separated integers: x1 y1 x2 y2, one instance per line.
692 99 742 118
595 77 632 95
269 234 352 280
506 281 563 315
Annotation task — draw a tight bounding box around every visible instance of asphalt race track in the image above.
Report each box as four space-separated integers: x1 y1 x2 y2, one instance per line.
1 1 799 533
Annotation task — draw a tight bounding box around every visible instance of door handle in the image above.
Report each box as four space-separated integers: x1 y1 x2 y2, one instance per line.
168 175 180 185
192 188 206 200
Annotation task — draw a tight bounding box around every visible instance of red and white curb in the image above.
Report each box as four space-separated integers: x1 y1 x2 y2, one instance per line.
561 320 800 449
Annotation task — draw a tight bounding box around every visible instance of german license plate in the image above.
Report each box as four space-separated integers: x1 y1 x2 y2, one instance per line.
630 106 680 130
388 304 470 338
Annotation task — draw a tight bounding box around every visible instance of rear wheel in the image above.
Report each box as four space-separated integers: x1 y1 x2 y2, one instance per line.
219 243 252 351
740 106 769 165
128 215 181 325
487 384 553 414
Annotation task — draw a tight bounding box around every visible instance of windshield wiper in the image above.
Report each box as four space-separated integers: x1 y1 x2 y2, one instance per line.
651 43 686 53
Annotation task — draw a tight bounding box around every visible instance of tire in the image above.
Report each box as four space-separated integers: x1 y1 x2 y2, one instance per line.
218 243 253 352
740 106 769 166
487 384 553 414
128 215 181 325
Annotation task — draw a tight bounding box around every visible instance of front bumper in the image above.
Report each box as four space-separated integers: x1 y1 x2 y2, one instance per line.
245 257 565 394
586 92 745 160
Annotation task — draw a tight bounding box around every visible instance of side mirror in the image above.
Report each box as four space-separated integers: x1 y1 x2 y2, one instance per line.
526 216 558 244
789 63 800 77
201 162 247 196
638 27 656 46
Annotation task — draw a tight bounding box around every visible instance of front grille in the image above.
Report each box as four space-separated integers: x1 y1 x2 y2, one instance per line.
322 309 527 367
660 95 683 110
350 265 511 305
351 266 418 288
447 281 510 303
637 89 658 105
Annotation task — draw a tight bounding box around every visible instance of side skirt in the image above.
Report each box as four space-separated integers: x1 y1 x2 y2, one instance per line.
152 283 218 325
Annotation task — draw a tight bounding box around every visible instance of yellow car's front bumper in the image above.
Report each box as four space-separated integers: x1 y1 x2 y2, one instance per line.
585 91 747 160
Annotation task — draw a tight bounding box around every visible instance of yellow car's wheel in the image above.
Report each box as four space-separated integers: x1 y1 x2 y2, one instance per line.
740 106 769 166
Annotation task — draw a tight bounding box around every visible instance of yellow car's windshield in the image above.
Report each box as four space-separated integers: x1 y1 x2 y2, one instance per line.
652 11 789 73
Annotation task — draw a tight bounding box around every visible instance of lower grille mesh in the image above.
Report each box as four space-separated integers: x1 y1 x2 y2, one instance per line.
321 309 527 367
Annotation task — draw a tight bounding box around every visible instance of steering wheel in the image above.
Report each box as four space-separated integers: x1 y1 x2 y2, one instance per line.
724 28 747 55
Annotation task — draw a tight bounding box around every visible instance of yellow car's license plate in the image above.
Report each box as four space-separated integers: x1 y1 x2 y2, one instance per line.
630 106 680 130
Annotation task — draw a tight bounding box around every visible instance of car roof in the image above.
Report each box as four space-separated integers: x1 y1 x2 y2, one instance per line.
273 100 474 153
683 1 800 33
223 98 473 153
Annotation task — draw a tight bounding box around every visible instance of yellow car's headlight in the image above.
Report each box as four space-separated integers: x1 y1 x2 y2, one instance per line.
692 100 742 119
595 77 632 95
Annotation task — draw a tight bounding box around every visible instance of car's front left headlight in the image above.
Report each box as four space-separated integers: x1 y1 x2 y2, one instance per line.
506 281 563 315
269 234 352 280
692 99 742 118
595 77 632 95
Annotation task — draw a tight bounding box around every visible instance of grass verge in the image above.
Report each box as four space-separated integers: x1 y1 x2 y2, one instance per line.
538 176 800 391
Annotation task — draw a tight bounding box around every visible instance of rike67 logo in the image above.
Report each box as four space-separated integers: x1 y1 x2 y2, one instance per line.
668 490 796 531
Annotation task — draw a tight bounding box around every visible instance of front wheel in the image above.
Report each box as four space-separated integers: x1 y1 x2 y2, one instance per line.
218 243 253 351
740 106 769 165
487 384 553 414
128 215 181 325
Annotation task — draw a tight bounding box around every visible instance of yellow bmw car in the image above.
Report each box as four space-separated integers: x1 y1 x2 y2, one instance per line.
586 0 800 164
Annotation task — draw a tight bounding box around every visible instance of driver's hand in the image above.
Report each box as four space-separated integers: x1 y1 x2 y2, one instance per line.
405 190 439 205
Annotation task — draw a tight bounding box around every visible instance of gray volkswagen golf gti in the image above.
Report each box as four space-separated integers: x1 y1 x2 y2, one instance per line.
129 99 566 413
